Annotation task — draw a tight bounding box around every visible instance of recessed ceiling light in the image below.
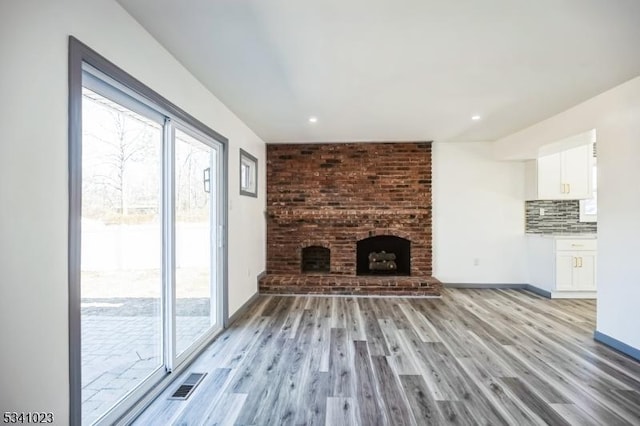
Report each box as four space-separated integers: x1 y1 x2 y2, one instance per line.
471 115 481 121
308 116 318 123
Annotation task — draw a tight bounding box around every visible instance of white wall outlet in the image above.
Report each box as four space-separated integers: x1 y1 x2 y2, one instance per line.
539 208 545 216
473 258 480 266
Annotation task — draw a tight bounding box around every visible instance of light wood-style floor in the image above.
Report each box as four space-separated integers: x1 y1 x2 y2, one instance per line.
134 289 640 425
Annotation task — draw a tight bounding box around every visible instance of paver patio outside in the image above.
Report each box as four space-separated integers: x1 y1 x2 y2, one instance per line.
81 268 213 425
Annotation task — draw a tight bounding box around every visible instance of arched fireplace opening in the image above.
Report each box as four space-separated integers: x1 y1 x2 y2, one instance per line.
301 246 330 273
356 235 410 276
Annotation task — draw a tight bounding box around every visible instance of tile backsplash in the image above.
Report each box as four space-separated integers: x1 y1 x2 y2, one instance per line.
525 200 597 234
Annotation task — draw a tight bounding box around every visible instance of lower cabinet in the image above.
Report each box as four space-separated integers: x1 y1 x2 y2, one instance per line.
527 236 597 298
556 250 597 291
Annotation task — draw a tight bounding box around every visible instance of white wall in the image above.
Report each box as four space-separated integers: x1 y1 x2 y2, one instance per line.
494 75 640 351
597 118 640 350
432 142 527 284
0 0 266 417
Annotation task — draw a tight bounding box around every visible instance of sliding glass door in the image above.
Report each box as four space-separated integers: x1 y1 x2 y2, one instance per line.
78 68 224 425
174 127 221 357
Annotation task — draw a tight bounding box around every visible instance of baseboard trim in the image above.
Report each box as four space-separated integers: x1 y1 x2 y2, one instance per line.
524 285 553 298
594 330 640 362
551 290 596 299
228 291 261 326
443 283 526 289
442 283 553 298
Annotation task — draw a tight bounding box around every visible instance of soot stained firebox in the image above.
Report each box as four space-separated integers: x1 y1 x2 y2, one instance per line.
356 235 410 276
301 246 330 273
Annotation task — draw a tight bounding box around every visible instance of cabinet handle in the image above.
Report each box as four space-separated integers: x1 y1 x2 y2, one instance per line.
567 183 571 193
571 244 584 247
578 257 583 268
573 257 578 268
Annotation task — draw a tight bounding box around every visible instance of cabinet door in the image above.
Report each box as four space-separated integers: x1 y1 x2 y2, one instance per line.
562 144 592 199
555 252 576 290
575 251 597 290
537 152 563 199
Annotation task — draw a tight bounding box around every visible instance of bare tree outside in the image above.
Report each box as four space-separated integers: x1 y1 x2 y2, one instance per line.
82 88 160 224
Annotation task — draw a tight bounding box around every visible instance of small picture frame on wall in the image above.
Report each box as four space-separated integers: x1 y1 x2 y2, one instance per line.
239 148 258 197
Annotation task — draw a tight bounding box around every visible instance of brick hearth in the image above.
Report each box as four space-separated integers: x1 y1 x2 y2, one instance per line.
260 274 441 296
261 142 441 296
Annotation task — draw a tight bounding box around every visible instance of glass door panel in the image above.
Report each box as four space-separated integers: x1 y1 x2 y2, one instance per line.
81 88 164 424
174 128 218 356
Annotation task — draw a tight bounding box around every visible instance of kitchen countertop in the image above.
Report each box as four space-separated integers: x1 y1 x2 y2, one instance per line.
526 233 597 239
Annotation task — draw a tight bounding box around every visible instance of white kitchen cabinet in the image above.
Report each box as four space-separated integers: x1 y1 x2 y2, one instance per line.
527 235 596 298
526 144 593 200
555 252 575 290
555 250 597 291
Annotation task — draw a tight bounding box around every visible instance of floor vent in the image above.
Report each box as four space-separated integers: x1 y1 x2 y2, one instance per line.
169 372 207 400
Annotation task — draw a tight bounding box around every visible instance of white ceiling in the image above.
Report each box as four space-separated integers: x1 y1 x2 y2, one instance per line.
117 0 640 143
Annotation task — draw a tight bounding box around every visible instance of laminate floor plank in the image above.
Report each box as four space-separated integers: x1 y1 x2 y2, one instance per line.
291 307 330 425
434 401 478 426
329 327 354 397
343 297 367 341
134 290 640 426
199 392 247 426
522 322 636 393
503 341 634 425
423 315 475 358
383 298 413 330
268 311 326 425
325 397 358 426
396 302 441 343
217 316 270 370
440 297 514 346
379 318 420 376
399 374 444 425
357 298 390 356
279 295 305 339
293 370 330 426
241 332 308 425
419 342 472 401
330 297 347 329
172 368 232 425
499 376 571 426
455 357 544 426
353 340 386 426
549 403 600 426
370 355 415 426
398 331 458 401
466 330 571 404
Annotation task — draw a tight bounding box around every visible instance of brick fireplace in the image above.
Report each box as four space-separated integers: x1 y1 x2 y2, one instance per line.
260 142 441 296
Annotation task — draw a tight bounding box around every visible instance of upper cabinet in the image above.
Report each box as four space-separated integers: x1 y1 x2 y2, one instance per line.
525 144 594 200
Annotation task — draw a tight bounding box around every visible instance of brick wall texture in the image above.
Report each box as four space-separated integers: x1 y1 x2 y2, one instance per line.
265 142 433 279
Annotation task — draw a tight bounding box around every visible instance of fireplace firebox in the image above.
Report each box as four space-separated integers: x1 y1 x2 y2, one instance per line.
356 235 410 276
301 246 330 273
